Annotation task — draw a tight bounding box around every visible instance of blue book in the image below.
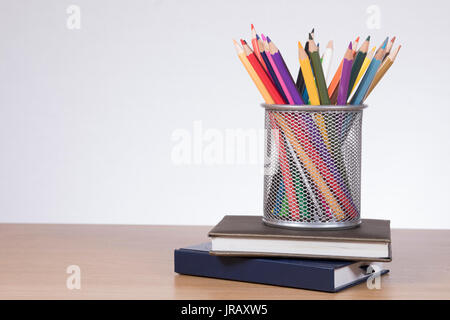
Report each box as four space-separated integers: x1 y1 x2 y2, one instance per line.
174 242 389 293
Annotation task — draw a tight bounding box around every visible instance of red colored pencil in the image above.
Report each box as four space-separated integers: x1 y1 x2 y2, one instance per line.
241 40 285 104
251 24 268 73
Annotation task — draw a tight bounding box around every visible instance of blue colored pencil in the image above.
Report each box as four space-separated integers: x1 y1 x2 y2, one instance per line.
350 39 387 105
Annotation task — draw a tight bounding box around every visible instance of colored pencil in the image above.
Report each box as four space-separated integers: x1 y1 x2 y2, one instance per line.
383 36 396 61
302 31 314 103
321 40 334 83
350 39 387 105
364 45 401 100
258 36 288 103
251 24 267 72
328 36 359 101
309 39 330 105
337 42 354 105
299 40 333 152
298 41 320 105
233 40 274 104
262 35 295 104
352 36 360 54
296 28 314 93
268 38 304 105
241 40 285 104
347 36 370 99
328 59 343 99
348 46 376 100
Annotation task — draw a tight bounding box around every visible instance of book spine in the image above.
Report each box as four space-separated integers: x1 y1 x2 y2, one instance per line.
174 249 335 292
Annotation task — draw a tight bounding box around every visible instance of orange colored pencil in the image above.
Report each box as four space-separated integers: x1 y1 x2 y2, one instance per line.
328 60 343 98
328 36 359 99
241 40 285 104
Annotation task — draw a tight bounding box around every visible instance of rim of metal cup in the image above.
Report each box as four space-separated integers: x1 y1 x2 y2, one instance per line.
261 104 368 112
262 217 362 230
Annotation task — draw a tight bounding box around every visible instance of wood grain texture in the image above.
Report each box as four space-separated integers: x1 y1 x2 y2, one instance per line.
0 224 449 299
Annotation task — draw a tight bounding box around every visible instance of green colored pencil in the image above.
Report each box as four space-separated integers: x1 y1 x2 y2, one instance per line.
347 36 370 99
308 39 330 105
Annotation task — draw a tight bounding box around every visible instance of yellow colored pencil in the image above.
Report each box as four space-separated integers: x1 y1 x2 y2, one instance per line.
298 41 330 149
364 45 401 100
347 46 376 101
298 41 320 105
233 40 274 104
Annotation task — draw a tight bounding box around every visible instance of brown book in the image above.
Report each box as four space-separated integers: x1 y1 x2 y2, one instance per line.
208 215 392 262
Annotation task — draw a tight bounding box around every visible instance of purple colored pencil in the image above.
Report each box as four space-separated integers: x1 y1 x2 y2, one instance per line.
337 42 354 105
267 38 304 105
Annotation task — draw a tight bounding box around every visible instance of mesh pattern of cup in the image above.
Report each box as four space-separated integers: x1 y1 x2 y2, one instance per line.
263 110 362 224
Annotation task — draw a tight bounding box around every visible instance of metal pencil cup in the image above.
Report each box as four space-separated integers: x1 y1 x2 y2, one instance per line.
263 104 366 229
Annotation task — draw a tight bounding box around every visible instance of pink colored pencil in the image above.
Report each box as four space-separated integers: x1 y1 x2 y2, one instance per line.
261 34 294 104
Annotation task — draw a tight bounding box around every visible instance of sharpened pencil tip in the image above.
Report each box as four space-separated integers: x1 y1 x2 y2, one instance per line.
256 34 260 40
261 33 266 41
251 24 254 30
233 39 242 53
381 37 389 49
348 41 352 49
366 35 371 41
308 33 313 40
298 41 303 49
391 36 396 42
266 36 271 43
240 39 246 46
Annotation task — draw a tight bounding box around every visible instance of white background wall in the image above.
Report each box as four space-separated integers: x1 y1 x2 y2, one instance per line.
0 0 449 228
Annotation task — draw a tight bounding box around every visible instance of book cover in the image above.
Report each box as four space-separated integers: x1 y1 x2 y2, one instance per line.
174 242 389 293
208 215 392 262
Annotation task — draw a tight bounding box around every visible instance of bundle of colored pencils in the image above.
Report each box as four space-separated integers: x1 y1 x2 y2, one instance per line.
234 25 401 106
234 26 401 221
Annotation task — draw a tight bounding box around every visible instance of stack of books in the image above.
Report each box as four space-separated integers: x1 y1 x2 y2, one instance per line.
174 215 391 292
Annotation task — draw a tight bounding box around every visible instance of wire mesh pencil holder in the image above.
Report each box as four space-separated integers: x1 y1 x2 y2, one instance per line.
262 104 367 230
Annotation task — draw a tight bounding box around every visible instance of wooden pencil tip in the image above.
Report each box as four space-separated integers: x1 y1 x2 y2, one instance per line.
392 44 401 59
251 24 254 30
298 41 303 49
381 37 389 49
356 36 360 42
261 33 266 41
366 35 371 41
391 36 396 43
311 28 314 33
232 39 242 53
348 41 352 49
266 36 272 43
308 33 313 40
240 39 246 45
251 25 257 39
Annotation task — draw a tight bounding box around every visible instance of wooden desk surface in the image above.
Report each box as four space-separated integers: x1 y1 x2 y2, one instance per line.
0 223 449 299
